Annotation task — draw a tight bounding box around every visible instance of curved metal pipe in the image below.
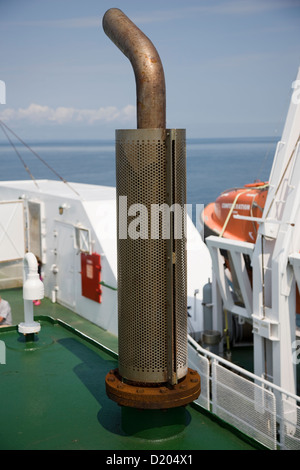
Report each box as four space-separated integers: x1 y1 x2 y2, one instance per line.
102 8 166 129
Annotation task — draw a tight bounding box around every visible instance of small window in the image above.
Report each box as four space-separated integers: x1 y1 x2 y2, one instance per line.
75 227 90 253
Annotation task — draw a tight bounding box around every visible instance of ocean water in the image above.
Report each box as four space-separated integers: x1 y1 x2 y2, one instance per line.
0 136 277 222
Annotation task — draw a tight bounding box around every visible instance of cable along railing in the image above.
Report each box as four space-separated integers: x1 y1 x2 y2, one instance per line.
188 334 300 450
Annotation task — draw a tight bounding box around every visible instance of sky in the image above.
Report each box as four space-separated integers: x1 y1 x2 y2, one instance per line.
0 0 299 141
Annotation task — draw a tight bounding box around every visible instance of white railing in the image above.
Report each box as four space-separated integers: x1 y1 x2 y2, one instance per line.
188 334 300 450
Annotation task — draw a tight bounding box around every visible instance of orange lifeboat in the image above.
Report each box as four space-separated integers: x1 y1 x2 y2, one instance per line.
201 181 300 314
201 181 268 243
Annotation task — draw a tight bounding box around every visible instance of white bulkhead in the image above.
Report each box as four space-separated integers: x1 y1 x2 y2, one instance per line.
0 179 211 338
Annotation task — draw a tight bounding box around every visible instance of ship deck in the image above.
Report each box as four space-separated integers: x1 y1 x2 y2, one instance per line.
0 288 264 450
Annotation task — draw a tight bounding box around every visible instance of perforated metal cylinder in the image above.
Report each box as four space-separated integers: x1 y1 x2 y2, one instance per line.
116 129 187 384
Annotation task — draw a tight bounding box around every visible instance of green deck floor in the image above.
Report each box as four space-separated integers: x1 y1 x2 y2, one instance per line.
0 289 263 450
0 287 119 354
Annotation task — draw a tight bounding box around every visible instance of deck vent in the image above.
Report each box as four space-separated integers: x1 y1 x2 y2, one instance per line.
18 252 43 342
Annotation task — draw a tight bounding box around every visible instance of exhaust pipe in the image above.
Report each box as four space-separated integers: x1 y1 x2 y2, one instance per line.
102 8 166 129
103 9 200 411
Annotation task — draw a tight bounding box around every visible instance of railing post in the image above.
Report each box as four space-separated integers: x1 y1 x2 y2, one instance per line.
211 358 218 415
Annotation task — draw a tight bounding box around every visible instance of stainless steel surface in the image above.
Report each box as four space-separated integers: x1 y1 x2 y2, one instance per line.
116 129 187 384
103 8 166 129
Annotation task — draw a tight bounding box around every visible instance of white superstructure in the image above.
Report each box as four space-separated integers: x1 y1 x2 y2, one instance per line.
205 67 300 396
0 179 212 338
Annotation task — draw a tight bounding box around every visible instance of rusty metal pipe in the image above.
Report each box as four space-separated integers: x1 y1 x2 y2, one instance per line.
102 8 166 129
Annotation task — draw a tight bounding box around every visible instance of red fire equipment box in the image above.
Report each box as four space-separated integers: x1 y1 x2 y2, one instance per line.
81 252 102 303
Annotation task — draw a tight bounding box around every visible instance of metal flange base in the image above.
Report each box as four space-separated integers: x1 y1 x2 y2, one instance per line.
105 368 201 409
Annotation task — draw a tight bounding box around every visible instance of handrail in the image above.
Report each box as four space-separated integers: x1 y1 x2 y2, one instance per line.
188 334 300 402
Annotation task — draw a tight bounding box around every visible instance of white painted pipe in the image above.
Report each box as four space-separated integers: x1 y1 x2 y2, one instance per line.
18 253 44 335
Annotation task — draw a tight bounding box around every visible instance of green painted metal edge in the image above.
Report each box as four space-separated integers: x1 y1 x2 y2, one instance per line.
190 402 269 451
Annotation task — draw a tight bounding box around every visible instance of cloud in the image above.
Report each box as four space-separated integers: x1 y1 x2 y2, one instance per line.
0 103 136 125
